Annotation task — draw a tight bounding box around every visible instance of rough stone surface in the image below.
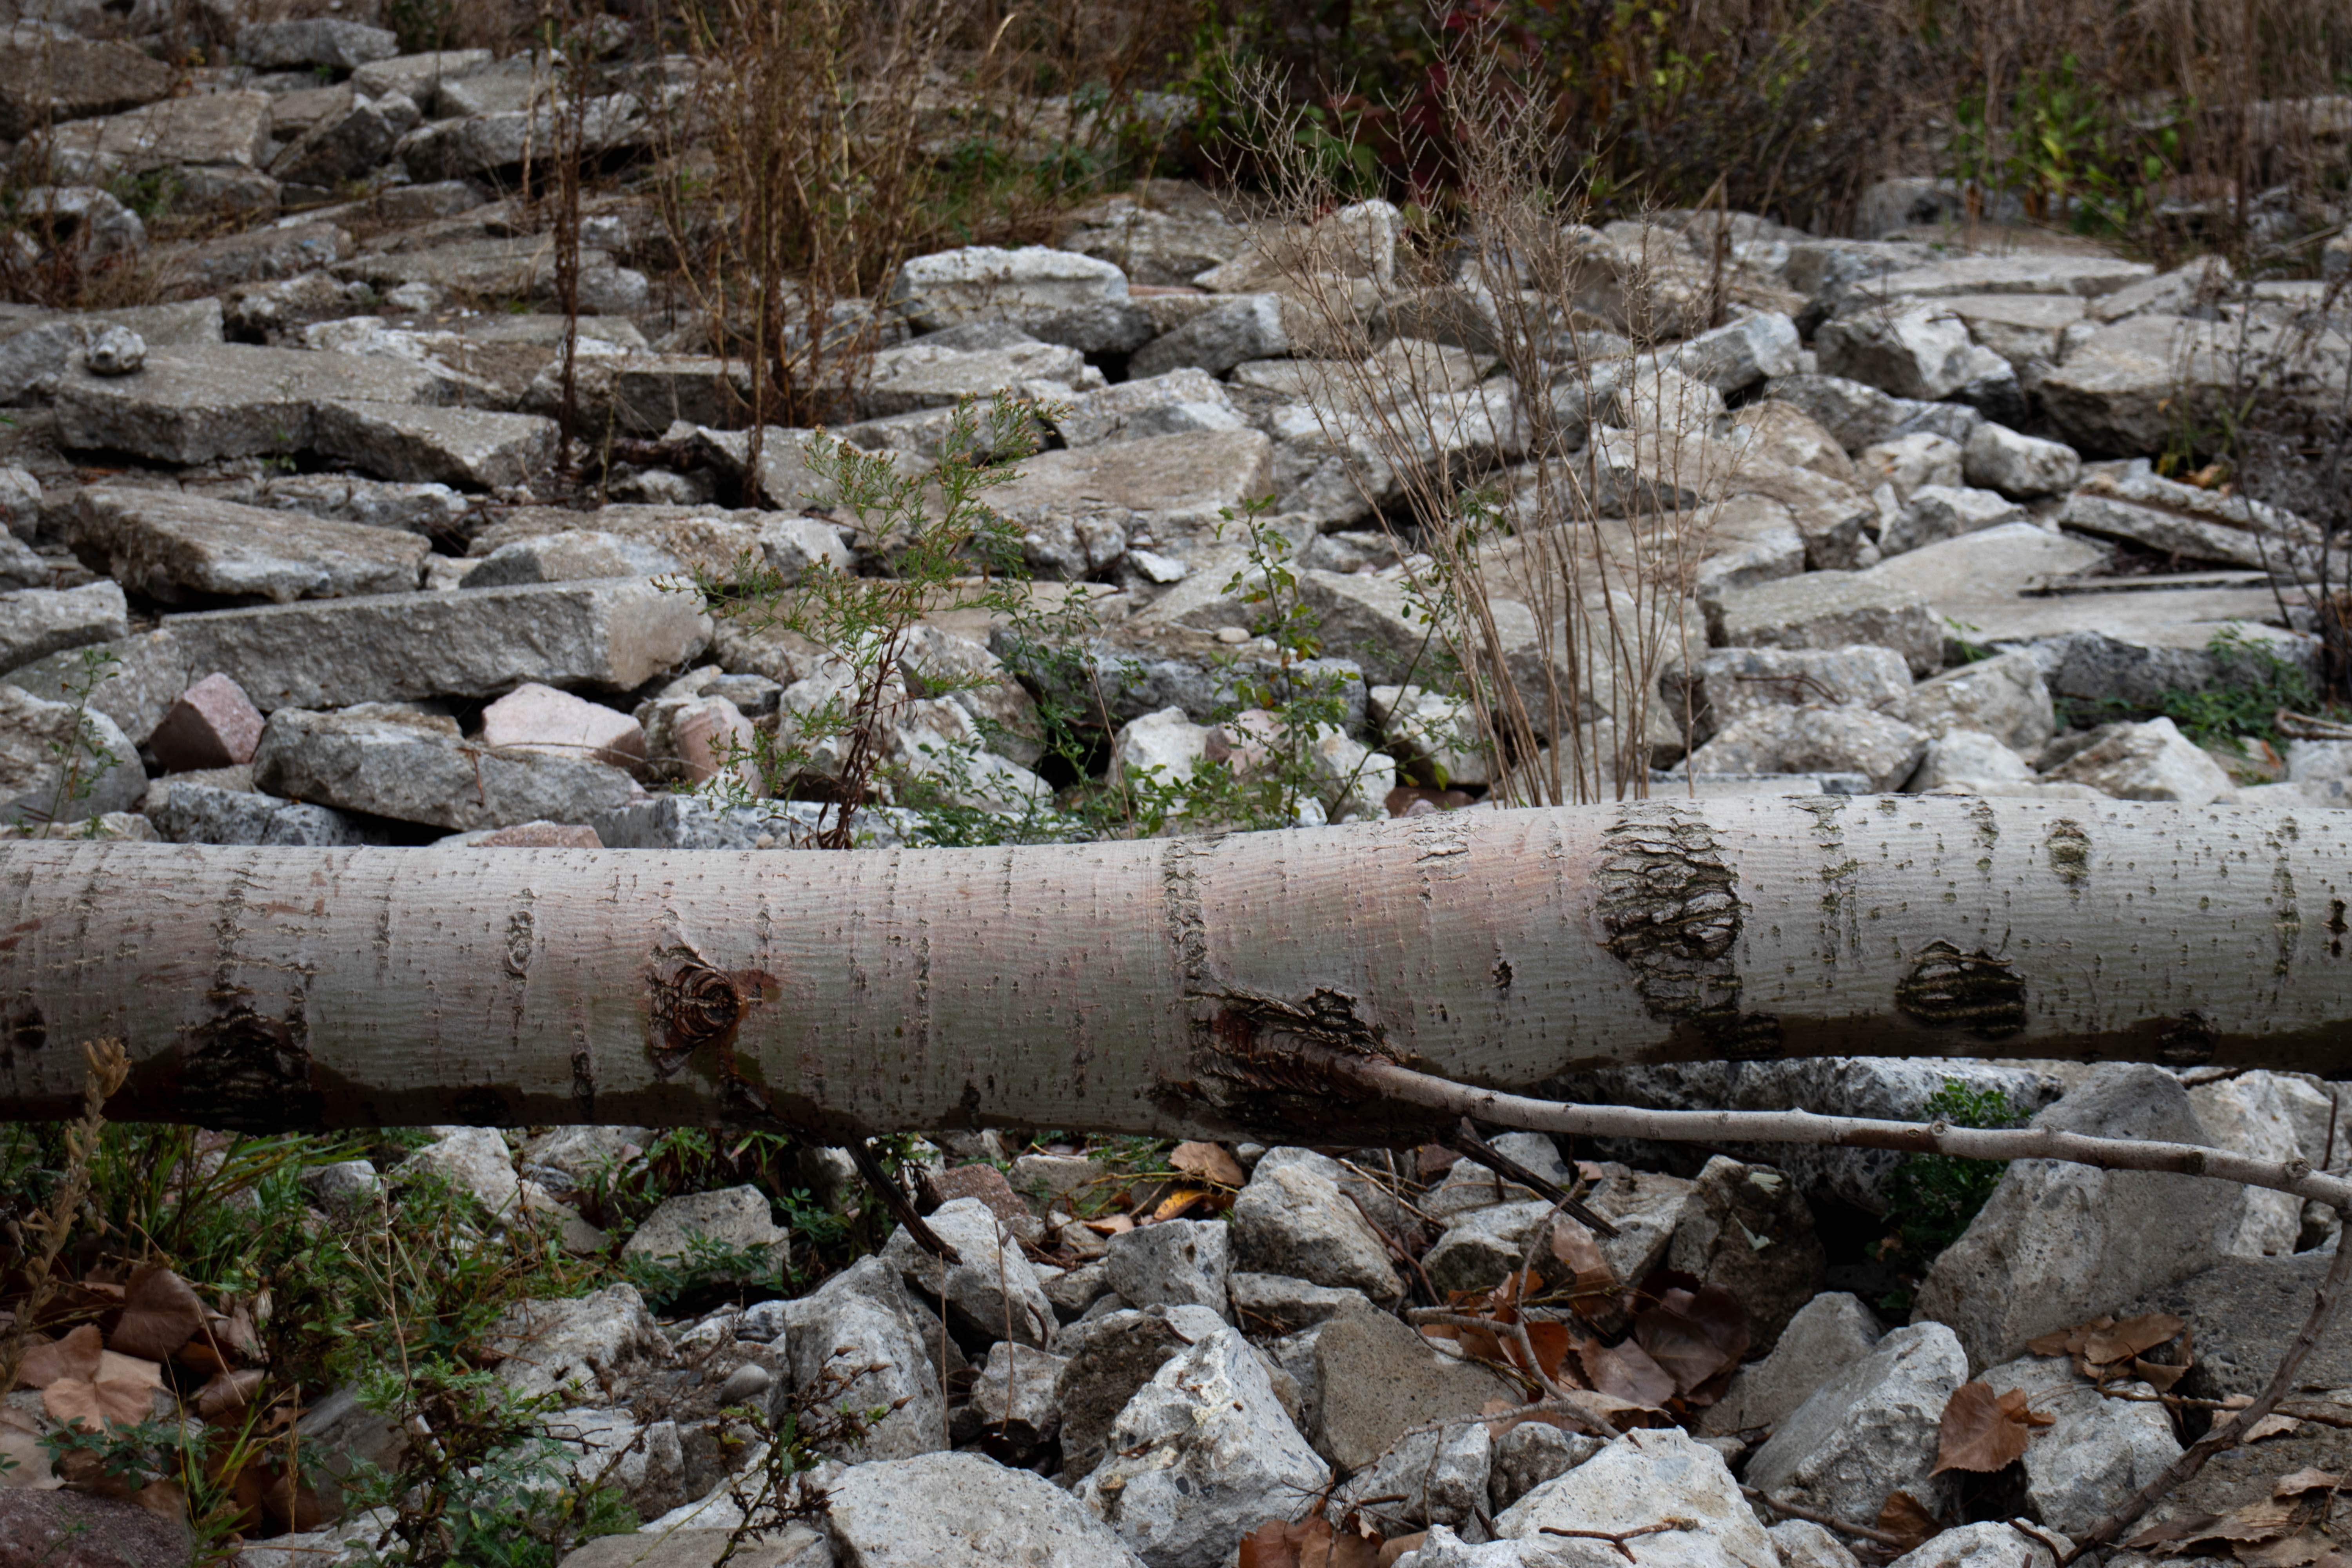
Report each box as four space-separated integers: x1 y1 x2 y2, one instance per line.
0 681 144 824
1077 1326 1330 1568
1980 1353 2181 1534
163 579 709 711
1915 1064 2242 1369
1701 1291 1885 1435
148 672 266 771
621 1187 789 1281
1742 1322 1969 1521
1313 1309 1518 1474
1710 571 1942 677
1905 651 2056 751
53 342 468 465
1878 484 2028 556
1052 1307 1219 1483
0 1490 194 1568
1684 705 1929 792
479 682 646 773
70 486 428 604
1666 1159 1829 1349
485 1283 668 1405
826 1450 1145 1568
1695 644 1914 735
2042 717 2238 806
1230 1153 1404 1298
253 704 641 830
313 399 559 489
879 1196 1056 1349
0 581 127 674
1495 1427 1780 1568
1334 1418 1493 1532
1103 1219 1231 1319
778 1256 947 1462
1964 422 2082 498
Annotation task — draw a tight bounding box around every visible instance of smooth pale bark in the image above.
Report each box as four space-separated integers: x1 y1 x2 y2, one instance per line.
2 795 2349 1139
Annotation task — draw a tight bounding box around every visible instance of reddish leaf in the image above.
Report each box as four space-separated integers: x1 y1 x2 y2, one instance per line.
14 1324 102 1389
1578 1336 1677 1408
1170 1142 1247 1188
1935 1382 2032 1474
1550 1219 1619 1304
1877 1492 1940 1552
109 1265 206 1362
1994 1388 2055 1429
1416 1145 1462 1179
1241 1517 1324 1568
1632 1285 1751 1397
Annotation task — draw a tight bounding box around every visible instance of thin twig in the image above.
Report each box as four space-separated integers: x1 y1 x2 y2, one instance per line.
1540 1519 1693 1561
1739 1487 1915 1549
1299 1049 2352 1213
1445 1118 1621 1238
843 1140 961 1264
2058 1207 2352 1564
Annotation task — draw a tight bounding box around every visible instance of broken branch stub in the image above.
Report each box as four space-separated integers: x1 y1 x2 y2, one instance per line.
4 795 2352 1135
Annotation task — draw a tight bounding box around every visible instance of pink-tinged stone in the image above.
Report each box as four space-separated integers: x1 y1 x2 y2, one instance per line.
478 682 646 775
668 695 761 796
468 821 604 847
149 671 264 769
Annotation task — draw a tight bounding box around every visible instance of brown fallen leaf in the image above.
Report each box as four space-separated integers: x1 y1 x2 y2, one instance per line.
2243 1416 2303 1442
1632 1284 1749 1399
1084 1214 1134 1236
1551 1219 1620 1305
1877 1491 1940 1552
2083 1313 2187 1368
43 1376 157 1431
1377 1534 1428 1568
14 1325 102 1390
2274 1470 2342 1498
1578 1337 1677 1409
1170 1142 1247 1189
2240 1531 2334 1568
1936 1381 2035 1474
1996 1388 2056 1430
2027 1316 2116 1358
196 1367 267 1421
109 1265 207 1362
2136 1357 2193 1392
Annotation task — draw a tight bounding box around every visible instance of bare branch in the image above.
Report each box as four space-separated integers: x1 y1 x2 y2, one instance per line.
1307 1047 2352 1213
2058 1213 2352 1563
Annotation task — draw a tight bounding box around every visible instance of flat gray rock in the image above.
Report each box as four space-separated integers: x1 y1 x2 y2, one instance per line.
70 487 427 604
0 581 126 675
161 579 708 711
53 343 472 464
313 399 559 490
828 1450 1144 1568
252 704 641 831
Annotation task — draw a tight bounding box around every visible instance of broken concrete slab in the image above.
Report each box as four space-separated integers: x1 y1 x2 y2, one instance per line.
985 429 1275 549
253 704 641 830
69 486 429 604
311 400 558 489
0 581 129 676
161 579 709 711
0 35 175 141
53 343 476 464
43 91 272 180
1708 572 1942 677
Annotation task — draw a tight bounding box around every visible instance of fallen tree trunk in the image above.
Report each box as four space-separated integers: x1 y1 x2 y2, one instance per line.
2 794 2348 1139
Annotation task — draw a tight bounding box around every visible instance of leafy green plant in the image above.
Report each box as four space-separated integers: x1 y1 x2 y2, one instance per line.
15 645 123 835
682 393 1069 848
1878 1078 2020 1306
2159 624 2318 750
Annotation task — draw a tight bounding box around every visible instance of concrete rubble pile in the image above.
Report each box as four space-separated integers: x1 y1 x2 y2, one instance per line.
2 7 2350 1566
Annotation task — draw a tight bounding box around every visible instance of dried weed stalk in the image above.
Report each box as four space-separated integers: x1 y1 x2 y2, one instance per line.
1215 51 1722 805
